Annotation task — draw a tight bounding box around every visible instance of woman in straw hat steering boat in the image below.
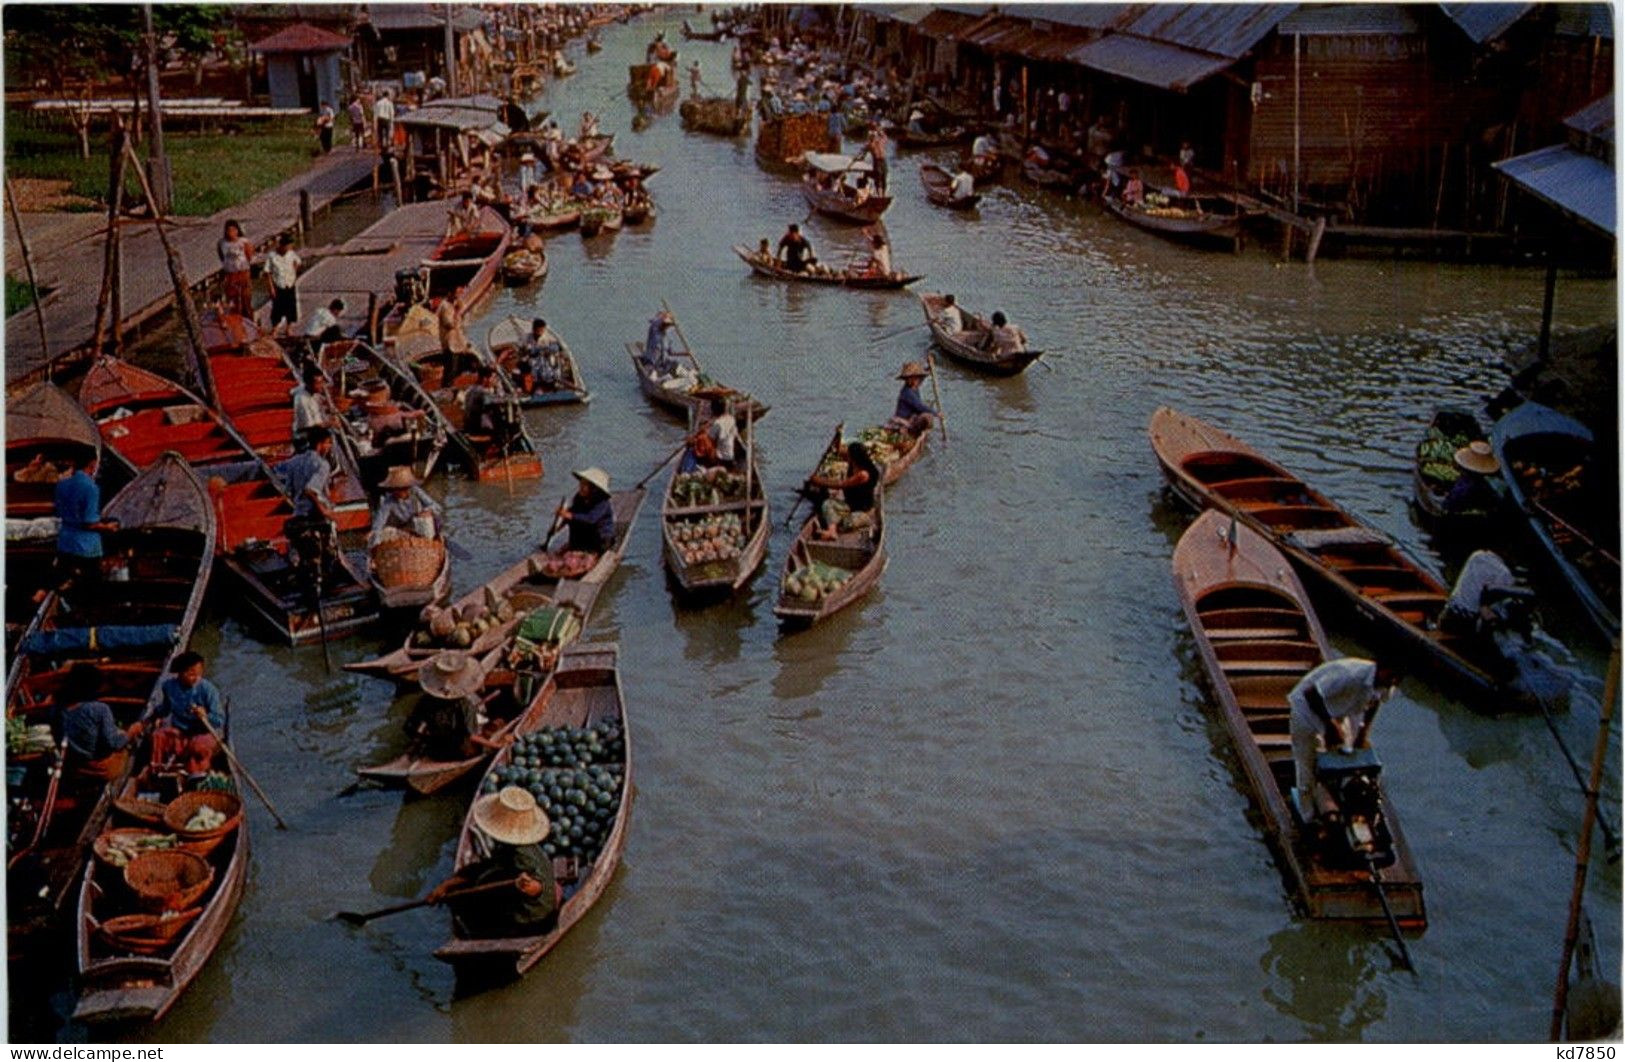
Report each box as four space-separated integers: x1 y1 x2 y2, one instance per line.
370 466 441 546
426 786 560 937
408 650 487 759
556 468 617 556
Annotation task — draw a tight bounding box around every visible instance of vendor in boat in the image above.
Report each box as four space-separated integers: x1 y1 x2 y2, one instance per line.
410 650 485 759
889 362 938 437
936 293 964 334
371 466 441 546
300 298 347 346
1444 441 1502 516
519 152 541 197
144 651 226 779
52 663 143 781
776 223 816 274
984 311 1029 355
1441 550 1520 636
805 442 879 542
860 230 892 278
438 285 472 367
557 468 616 555
428 786 560 938
641 310 690 378
1288 658 1397 822
290 364 332 448
949 167 975 201
275 425 337 529
53 451 118 595
463 366 516 442
359 379 429 449
519 318 564 392
702 396 742 469
446 191 484 240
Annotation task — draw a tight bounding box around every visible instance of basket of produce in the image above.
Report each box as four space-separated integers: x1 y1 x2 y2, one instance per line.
782 561 852 604
123 849 214 912
96 908 202 954
371 534 445 589
113 791 170 827
162 790 242 855
672 514 747 568
539 550 596 579
93 828 179 869
6 716 56 760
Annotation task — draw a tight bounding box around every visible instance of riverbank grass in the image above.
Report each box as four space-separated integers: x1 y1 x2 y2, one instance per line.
5 274 37 317
5 117 321 216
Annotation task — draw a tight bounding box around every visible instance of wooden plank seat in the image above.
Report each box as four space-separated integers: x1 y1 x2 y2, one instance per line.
1252 505 1349 531
1284 526 1392 549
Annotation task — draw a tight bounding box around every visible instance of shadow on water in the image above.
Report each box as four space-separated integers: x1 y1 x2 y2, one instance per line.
1259 921 1390 1041
369 792 470 902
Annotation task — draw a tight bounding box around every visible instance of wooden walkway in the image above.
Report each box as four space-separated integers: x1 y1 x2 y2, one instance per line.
4 150 379 390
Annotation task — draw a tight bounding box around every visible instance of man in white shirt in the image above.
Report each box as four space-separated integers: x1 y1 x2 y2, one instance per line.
1443 550 1518 633
705 397 740 467
300 298 346 345
1288 658 1396 821
937 293 963 333
264 233 302 336
949 169 974 200
289 366 329 446
374 91 395 153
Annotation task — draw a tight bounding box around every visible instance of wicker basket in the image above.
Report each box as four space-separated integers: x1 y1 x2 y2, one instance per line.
93 828 177 869
123 850 214 912
372 534 446 589
96 908 201 954
112 793 169 827
162 790 243 855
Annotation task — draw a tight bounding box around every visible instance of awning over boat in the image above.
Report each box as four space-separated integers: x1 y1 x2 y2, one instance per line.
1493 143 1616 236
803 152 874 174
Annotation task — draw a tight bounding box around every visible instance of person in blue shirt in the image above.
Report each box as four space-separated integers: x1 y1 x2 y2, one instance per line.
53 452 119 592
52 662 143 780
145 651 225 777
274 427 335 522
556 467 616 555
825 106 846 152
888 362 938 437
641 311 678 375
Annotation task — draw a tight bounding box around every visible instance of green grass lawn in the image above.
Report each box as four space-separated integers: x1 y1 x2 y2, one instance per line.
6 115 323 216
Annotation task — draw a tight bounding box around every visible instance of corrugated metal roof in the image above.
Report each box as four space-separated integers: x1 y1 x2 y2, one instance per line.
1276 4 1422 35
1438 3 1533 43
1493 143 1615 234
1552 2 1613 37
1013 4 1145 30
249 22 353 54
1565 93 1614 143
917 7 987 35
366 3 484 34
855 3 937 24
1118 4 1298 58
961 16 1093 57
1066 33 1234 91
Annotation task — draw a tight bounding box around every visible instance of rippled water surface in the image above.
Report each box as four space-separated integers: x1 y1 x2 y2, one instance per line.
31 9 1621 1043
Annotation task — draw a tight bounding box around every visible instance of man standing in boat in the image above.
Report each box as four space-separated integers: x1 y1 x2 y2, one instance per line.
1288 658 1397 823
275 426 339 583
776 223 816 274
52 451 118 596
519 318 564 394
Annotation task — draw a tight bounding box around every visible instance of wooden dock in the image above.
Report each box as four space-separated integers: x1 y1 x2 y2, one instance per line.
4 151 379 391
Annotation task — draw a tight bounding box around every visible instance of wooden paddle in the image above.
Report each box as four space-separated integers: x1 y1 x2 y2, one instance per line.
659 298 705 375
637 441 690 490
1364 851 1417 975
194 704 288 830
333 876 520 925
925 352 948 445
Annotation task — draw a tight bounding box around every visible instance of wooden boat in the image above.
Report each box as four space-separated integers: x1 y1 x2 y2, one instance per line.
501 248 548 286
346 488 646 683
892 124 966 149
681 18 725 41
313 339 449 486
755 113 826 171
200 311 370 537
1491 402 1620 639
578 133 615 166
680 97 750 136
1148 406 1512 701
622 198 655 225
527 203 583 232
800 153 891 224
626 341 768 423
732 245 921 289
434 642 629 985
841 424 926 487
919 163 980 211
918 292 1044 375
774 426 888 629
5 383 101 650
1412 407 1501 533
1172 508 1426 926
628 62 679 105
1102 192 1245 251
661 428 769 597
79 358 377 644
1021 159 1077 188
579 205 623 238
586 37 603 53
410 206 510 319
73 721 249 1024
485 316 591 407
389 310 545 485
6 453 215 940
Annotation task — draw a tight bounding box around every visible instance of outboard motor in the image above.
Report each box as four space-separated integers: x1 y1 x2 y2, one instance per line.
394 266 429 307
1313 747 1396 869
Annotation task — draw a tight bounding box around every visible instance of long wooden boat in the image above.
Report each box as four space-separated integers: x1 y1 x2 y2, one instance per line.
680 97 750 136
486 316 591 407
1490 401 1620 639
200 311 370 536
312 338 449 485
919 163 981 211
892 124 967 149
5 453 215 940
774 427 888 629
1102 192 1245 250
526 202 583 233
1412 407 1501 534
625 341 769 422
435 641 629 984
800 154 892 225
918 292 1044 375
628 62 680 104
382 207 510 337
5 383 101 651
731 245 921 289
1172 508 1426 926
390 309 544 484
77 358 376 645
1148 406 1511 701
73 722 249 1024
680 18 725 41
346 488 646 682
661 434 769 597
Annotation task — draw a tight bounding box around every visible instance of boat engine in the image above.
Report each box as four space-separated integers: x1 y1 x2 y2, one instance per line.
395 266 430 307
1314 748 1396 869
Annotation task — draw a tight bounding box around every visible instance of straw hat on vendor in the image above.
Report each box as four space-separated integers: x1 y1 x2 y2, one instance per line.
1454 441 1499 476
472 785 551 845
572 467 611 494
419 650 484 701
896 361 927 382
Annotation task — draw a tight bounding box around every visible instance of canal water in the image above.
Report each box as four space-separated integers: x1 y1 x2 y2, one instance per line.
37 8 1621 1043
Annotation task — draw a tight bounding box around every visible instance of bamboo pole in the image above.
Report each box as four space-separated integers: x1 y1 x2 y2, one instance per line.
4 177 53 373
1549 648 1620 1041
93 120 130 358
